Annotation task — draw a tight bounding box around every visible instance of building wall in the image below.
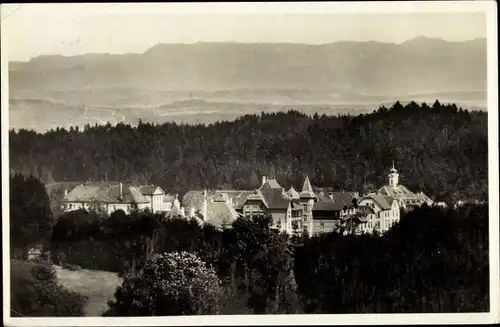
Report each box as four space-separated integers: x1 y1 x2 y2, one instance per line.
358 198 400 234
312 219 340 236
151 189 164 213
269 209 287 233
242 201 265 218
299 198 315 236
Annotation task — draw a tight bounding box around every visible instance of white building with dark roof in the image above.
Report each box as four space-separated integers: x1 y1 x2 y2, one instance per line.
62 182 151 215
62 182 175 215
377 162 434 210
359 194 401 234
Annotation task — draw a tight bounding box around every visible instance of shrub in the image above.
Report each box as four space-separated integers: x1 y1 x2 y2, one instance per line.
10 260 87 317
104 251 222 316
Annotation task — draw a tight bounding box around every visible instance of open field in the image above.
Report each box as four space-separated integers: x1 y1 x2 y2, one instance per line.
54 265 122 317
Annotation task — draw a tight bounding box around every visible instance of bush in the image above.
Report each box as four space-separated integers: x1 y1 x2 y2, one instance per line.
104 251 222 316
10 260 88 316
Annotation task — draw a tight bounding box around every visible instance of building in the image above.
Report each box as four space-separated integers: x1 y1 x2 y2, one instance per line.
358 194 401 234
310 195 361 236
62 182 151 214
377 162 434 210
62 182 175 215
136 185 173 213
181 190 244 229
182 175 320 234
240 177 292 232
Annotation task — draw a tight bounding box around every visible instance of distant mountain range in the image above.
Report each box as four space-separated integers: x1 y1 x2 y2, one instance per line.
8 37 487 131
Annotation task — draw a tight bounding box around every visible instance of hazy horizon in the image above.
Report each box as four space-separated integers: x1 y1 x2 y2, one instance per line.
1 3 487 62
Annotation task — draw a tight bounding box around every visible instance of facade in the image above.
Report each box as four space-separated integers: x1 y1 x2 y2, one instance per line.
62 182 151 215
136 185 173 213
241 177 293 233
358 194 401 234
182 175 320 234
62 182 175 215
311 196 358 236
377 163 433 210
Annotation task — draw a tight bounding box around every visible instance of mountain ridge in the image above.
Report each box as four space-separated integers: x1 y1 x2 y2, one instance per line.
8 37 487 129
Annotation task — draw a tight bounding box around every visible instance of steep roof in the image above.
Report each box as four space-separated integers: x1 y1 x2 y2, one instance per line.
260 188 290 210
287 187 300 200
313 196 346 212
260 178 282 190
362 194 396 210
205 201 241 228
378 185 418 200
300 176 317 199
64 183 149 204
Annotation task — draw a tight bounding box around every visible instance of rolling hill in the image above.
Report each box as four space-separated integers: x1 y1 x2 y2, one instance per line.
8 37 487 131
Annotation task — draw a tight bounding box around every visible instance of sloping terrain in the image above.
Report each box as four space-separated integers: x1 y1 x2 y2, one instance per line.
54 265 122 317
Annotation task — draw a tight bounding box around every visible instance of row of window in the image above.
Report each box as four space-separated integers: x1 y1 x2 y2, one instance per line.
65 203 136 211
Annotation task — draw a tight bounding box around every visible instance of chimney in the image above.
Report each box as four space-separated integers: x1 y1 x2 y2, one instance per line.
119 182 123 199
262 176 267 186
64 189 68 198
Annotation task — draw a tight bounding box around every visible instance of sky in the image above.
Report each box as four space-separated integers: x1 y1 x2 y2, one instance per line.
1 2 488 62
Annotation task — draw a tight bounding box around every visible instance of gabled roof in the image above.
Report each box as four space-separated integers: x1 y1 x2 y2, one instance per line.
378 185 418 200
300 176 317 198
260 188 290 210
136 185 164 196
205 201 241 228
245 189 268 207
287 187 300 200
64 183 150 204
362 194 396 210
260 178 282 190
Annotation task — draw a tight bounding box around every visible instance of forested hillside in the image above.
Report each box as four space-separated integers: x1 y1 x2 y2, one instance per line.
9 101 488 203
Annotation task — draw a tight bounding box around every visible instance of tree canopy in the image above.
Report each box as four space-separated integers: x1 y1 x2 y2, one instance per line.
9 101 487 204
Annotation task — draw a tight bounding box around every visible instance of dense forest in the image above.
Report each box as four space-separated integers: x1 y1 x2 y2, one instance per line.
10 174 490 315
9 101 488 204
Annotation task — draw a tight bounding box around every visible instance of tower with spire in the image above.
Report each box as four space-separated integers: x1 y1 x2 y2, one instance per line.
388 160 399 187
299 176 317 236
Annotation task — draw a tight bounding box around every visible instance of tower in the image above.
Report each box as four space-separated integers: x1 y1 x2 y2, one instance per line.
299 176 317 236
388 161 399 187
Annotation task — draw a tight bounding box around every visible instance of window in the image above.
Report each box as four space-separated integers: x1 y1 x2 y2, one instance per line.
69 204 72 209
320 222 325 229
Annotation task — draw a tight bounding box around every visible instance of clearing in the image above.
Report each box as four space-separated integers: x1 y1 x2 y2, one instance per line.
54 265 122 316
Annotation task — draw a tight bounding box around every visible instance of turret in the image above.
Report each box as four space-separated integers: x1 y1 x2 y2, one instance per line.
388 161 399 187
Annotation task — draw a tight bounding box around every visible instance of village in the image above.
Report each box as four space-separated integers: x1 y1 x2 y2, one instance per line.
61 163 436 236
